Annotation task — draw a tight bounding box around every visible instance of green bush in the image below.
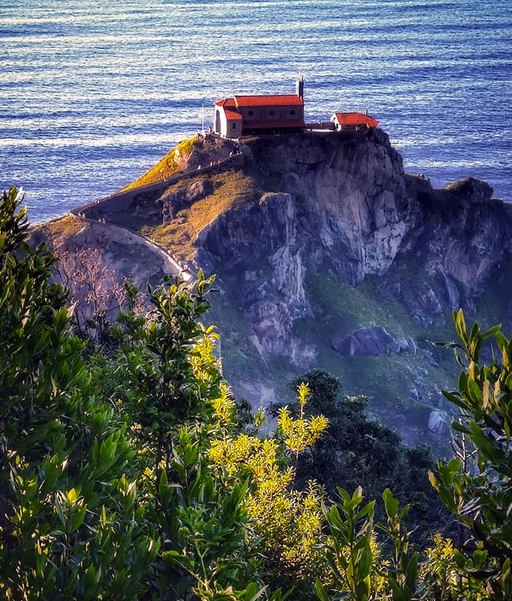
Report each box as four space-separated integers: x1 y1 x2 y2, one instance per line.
3 187 512 600
430 310 512 599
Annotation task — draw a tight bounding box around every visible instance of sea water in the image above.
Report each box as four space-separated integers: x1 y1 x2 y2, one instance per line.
1 0 511 223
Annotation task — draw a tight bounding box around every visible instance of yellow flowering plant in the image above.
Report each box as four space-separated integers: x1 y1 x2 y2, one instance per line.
208 382 330 597
277 383 329 457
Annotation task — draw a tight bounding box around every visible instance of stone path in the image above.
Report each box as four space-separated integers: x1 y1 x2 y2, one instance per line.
69 211 192 281
69 150 245 283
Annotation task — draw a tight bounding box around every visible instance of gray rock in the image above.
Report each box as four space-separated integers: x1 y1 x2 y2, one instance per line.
424 349 440 368
414 314 434 328
418 284 444 316
387 283 401 297
428 410 450 435
443 274 461 310
333 326 394 357
333 327 418 358
390 336 415 355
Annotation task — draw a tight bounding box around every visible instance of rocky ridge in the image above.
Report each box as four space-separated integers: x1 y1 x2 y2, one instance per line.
36 129 512 448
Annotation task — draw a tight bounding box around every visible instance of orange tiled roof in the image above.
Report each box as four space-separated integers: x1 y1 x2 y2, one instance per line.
215 98 236 107
235 95 303 107
224 109 243 120
332 112 378 127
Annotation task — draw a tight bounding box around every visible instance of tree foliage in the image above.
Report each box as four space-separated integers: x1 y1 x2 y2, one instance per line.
430 310 512 599
0 188 159 599
1 187 511 600
280 370 448 539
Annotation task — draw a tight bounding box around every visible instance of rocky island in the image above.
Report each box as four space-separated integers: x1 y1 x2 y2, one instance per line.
33 128 512 448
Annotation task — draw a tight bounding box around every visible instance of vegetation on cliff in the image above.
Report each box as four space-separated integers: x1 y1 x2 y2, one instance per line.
40 132 512 449
2 187 512 600
141 170 259 263
122 137 199 191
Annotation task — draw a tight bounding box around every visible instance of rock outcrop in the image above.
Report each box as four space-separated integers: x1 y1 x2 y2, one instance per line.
398 176 512 290
39 129 512 447
185 130 414 360
236 129 409 285
333 326 416 357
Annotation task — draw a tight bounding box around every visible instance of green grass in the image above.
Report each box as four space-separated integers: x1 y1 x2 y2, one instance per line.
302 270 422 339
206 259 459 441
207 276 274 388
444 177 473 191
284 267 458 442
121 136 199 192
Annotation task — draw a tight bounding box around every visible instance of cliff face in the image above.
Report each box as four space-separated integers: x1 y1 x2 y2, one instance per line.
401 177 512 288
37 130 512 448
264 129 409 283
201 130 409 285
154 131 512 447
179 132 512 368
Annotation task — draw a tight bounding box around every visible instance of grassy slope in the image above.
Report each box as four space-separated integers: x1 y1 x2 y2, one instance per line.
121 137 197 191
297 271 456 417
140 170 259 263
33 214 89 246
208 263 458 451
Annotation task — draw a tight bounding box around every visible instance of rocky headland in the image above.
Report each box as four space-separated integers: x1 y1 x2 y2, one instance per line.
34 129 512 449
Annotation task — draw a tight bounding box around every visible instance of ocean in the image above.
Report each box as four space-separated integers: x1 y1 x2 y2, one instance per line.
1 0 511 223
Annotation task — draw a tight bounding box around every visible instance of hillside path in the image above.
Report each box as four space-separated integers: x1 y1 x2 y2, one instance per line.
69 211 193 281
69 150 245 282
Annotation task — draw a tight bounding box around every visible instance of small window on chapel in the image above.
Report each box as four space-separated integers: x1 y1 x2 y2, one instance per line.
248 110 254 116
269 110 275 116
232 123 237 129
290 109 296 115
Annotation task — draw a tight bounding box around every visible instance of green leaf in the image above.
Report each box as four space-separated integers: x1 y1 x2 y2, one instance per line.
315 579 331 601
355 544 373 581
158 468 168 498
55 496 66 526
382 488 399 519
245 583 268 601
70 506 87 533
481 324 501 340
442 389 467 410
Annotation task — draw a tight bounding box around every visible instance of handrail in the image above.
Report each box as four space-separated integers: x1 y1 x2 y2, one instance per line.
69 211 192 282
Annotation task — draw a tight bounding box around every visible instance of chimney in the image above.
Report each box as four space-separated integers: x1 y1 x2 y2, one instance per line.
296 75 304 99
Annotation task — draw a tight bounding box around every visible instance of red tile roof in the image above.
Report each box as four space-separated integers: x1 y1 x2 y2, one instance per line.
235 95 304 107
215 98 236 107
332 112 379 127
224 109 242 121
